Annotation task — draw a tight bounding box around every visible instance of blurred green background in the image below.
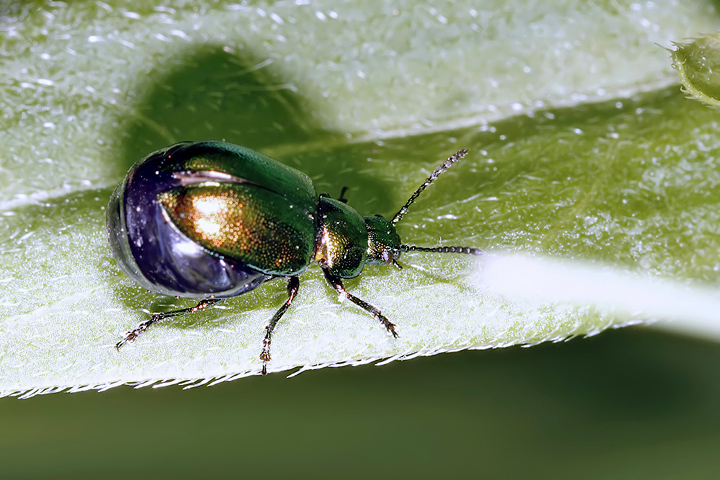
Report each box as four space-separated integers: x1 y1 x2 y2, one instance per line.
2 328 720 478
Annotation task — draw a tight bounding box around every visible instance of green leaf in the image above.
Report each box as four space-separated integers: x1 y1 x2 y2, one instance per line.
2 1 720 396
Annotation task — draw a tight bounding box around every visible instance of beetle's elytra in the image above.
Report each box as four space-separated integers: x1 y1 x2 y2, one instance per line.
107 141 482 374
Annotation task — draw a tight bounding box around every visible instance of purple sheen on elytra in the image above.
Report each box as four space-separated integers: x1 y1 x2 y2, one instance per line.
107 144 272 298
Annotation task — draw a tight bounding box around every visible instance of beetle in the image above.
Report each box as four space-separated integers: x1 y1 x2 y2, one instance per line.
107 141 482 374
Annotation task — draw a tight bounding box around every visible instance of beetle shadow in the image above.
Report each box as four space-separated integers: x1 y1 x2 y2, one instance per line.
107 44 384 325
109 44 403 212
112 45 341 177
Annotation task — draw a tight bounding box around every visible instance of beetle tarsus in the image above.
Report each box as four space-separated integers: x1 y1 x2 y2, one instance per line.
385 321 399 338
115 299 223 350
115 316 157 349
259 276 300 375
260 333 272 375
322 269 399 339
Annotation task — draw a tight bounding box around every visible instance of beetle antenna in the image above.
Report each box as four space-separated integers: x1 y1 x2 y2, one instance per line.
391 149 469 225
400 244 483 255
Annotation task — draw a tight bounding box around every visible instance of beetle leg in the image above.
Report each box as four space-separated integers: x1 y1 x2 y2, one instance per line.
260 276 300 375
115 298 223 349
338 186 350 203
322 269 398 338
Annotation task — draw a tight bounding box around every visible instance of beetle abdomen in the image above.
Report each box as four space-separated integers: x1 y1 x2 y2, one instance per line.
107 143 277 298
158 182 316 276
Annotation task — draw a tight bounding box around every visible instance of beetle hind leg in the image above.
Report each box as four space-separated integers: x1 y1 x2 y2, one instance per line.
115 298 223 349
260 276 300 375
322 269 398 338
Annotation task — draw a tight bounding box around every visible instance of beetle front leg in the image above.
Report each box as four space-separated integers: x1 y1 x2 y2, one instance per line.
116 298 224 349
260 276 300 375
322 269 398 337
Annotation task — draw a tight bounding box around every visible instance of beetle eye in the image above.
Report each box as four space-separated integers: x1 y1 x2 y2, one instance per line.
382 250 390 263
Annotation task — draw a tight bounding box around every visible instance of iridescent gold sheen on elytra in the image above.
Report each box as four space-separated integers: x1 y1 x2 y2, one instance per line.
157 183 315 276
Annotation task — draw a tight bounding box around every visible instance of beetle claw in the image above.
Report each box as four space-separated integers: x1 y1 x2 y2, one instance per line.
259 352 270 375
387 323 399 338
116 332 135 349
115 330 138 350
260 343 271 375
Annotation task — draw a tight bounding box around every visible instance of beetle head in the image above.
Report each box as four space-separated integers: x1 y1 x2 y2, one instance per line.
365 214 402 266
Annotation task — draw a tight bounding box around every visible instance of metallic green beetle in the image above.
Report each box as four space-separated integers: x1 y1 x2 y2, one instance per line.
107 141 481 374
